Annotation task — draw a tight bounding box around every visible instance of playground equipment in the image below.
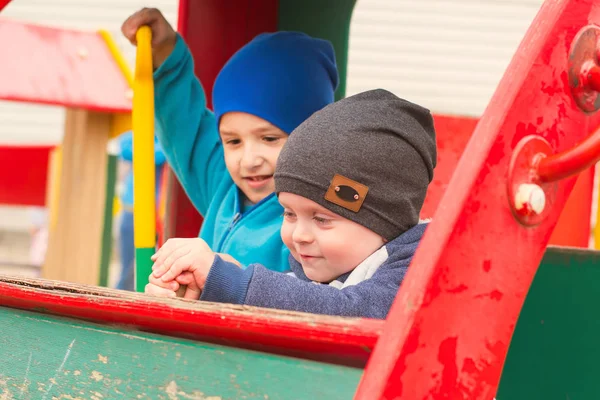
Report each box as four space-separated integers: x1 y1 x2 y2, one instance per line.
0 0 595 283
2 0 600 398
0 18 133 285
131 26 156 292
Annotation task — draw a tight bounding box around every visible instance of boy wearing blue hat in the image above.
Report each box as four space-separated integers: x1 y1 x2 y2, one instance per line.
122 8 339 273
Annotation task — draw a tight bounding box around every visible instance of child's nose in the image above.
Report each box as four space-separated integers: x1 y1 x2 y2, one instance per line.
292 222 313 244
240 145 263 170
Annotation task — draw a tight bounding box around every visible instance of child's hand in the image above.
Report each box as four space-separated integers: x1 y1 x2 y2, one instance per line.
151 238 216 294
121 8 177 69
145 274 179 298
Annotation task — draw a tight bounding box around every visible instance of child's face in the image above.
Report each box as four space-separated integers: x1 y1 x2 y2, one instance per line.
279 192 386 283
220 112 288 204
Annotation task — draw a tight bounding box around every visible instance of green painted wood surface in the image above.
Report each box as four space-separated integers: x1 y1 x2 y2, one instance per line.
278 0 356 101
135 247 155 293
0 307 362 399
497 246 600 399
98 154 117 288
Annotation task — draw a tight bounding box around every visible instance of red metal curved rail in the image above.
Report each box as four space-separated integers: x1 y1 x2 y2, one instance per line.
537 126 600 182
537 64 600 182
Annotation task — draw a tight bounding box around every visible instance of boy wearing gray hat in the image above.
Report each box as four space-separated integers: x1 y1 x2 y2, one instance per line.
147 89 437 319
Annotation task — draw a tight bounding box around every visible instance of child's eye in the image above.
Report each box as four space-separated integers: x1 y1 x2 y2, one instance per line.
263 136 280 143
313 216 331 225
283 211 296 220
225 139 241 146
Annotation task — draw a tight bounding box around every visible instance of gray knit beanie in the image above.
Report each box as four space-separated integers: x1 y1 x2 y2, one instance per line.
274 89 437 241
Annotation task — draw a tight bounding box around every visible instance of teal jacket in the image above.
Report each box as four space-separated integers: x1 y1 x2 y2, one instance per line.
153 35 290 272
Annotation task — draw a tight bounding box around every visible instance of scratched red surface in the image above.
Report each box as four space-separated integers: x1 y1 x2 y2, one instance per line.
0 18 131 112
356 0 600 398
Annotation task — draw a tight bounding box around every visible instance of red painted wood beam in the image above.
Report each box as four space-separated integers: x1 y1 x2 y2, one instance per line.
0 277 381 367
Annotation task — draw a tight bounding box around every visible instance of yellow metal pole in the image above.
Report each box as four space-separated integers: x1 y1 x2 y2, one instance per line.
132 26 156 292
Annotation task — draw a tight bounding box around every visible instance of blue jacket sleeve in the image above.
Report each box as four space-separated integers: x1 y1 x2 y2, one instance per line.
244 265 406 319
200 256 254 304
201 256 410 319
153 34 227 216
118 131 133 161
120 132 166 166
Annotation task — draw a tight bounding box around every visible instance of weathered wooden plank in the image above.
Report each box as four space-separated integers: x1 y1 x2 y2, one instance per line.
0 275 382 367
0 307 361 400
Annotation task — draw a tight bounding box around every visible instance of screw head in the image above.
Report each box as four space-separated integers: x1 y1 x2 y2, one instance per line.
514 183 546 215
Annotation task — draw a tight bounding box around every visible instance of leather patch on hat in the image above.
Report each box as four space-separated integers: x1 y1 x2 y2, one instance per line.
325 174 369 213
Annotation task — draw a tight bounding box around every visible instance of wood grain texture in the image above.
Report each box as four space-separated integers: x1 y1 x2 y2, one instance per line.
43 109 111 285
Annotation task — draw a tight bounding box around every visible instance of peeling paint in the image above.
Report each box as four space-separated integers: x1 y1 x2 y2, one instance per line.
97 355 108 364
164 381 178 400
483 260 492 272
0 387 12 400
162 381 222 400
90 371 104 382
51 394 85 400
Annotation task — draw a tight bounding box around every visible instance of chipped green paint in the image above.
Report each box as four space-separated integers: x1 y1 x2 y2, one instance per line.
498 246 600 399
0 307 361 399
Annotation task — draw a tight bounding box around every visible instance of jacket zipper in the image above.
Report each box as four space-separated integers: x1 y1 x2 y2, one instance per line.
215 193 275 252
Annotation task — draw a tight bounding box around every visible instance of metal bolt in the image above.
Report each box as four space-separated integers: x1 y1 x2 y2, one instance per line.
514 183 546 215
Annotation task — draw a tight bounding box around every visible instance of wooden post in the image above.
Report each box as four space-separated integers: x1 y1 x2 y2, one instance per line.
43 108 112 285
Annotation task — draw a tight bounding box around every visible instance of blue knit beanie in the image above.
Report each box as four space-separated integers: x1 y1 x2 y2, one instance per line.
212 31 339 134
